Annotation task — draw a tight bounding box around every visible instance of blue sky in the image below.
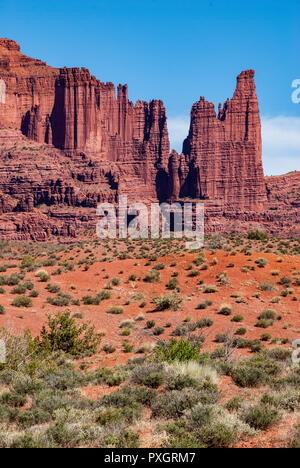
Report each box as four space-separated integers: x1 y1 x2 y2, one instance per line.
0 0 299 175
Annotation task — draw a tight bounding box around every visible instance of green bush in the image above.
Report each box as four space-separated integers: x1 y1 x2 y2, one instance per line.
131 364 165 388
255 319 274 329
107 306 124 314
203 285 218 293
29 290 39 298
232 315 244 323
47 293 71 307
196 318 214 328
255 257 268 268
200 423 236 448
242 405 278 430
144 270 161 283
154 338 201 363
11 284 27 294
40 310 101 356
247 230 268 241
12 296 32 308
218 305 232 316
153 292 183 311
259 309 276 320
167 278 178 290
230 365 266 387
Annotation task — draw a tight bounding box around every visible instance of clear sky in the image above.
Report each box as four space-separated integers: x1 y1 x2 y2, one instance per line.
0 0 299 175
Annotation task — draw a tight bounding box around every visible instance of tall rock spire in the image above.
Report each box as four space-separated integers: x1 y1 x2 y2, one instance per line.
182 70 266 210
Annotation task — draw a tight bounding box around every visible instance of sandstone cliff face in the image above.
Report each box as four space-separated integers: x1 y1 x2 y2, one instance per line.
0 39 298 240
0 39 169 203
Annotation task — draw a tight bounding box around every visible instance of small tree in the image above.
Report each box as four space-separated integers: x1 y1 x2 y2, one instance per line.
40 311 101 356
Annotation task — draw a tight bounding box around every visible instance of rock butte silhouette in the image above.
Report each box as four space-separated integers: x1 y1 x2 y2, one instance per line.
0 38 298 241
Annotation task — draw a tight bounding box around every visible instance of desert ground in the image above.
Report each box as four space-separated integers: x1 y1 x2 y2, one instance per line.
0 233 299 448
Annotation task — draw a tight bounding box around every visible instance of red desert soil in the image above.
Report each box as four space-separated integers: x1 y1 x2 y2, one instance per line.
0 248 299 365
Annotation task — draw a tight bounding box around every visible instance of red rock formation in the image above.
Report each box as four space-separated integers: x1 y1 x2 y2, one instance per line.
0 39 298 240
178 70 267 211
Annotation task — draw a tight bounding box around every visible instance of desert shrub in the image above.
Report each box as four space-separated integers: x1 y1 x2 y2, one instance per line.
82 295 100 305
46 284 61 294
260 333 272 342
203 285 218 293
29 290 39 298
131 363 165 388
255 319 274 329
12 296 32 308
0 304 6 315
23 281 34 291
144 270 161 283
106 306 124 315
10 433 49 449
217 272 230 285
1 392 27 408
103 429 139 448
153 263 165 270
188 269 200 277
230 365 266 388
258 281 276 292
232 315 244 323
122 342 134 353
102 344 116 354
255 257 268 268
16 408 51 429
242 405 278 430
290 424 300 448
152 388 218 419
225 397 244 412
128 274 137 281
97 290 111 300
167 362 219 388
35 271 50 282
111 277 121 286
153 292 183 311
96 406 139 426
196 318 214 328
270 296 281 303
200 423 237 448
154 338 202 363
153 327 165 336
39 310 101 356
279 276 291 287
120 320 134 329
267 348 291 361
146 320 155 329
167 278 178 290
11 284 27 294
247 230 268 241
218 304 232 316
235 328 247 336
47 293 71 307
259 309 277 320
